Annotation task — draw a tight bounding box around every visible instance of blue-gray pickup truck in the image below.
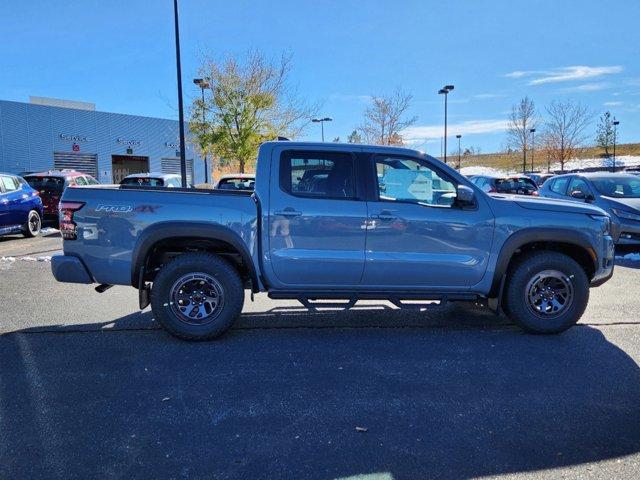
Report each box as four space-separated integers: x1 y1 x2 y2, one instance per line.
51 141 615 340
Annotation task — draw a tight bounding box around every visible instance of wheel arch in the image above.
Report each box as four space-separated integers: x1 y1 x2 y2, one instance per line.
489 228 598 297
131 221 260 292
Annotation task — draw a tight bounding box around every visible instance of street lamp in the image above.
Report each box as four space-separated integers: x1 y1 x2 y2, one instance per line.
193 78 210 183
612 119 620 172
312 117 333 142
173 0 187 188
456 134 462 170
530 128 536 172
438 85 454 164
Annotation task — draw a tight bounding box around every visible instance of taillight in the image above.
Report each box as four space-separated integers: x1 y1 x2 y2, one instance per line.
59 201 85 240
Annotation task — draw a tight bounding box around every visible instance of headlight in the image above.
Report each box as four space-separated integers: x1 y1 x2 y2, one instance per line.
589 214 611 236
611 208 640 222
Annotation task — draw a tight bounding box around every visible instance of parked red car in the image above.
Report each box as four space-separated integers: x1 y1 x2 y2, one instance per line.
23 170 99 224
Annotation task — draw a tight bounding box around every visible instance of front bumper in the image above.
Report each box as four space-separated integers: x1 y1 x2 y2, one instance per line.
51 254 94 284
590 235 615 287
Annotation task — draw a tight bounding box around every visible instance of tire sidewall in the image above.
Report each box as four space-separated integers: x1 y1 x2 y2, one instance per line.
151 253 244 340
504 252 589 334
23 210 41 237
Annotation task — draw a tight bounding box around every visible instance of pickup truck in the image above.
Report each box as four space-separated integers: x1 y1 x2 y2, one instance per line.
51 141 615 340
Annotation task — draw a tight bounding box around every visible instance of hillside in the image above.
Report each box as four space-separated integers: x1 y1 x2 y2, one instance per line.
456 142 640 172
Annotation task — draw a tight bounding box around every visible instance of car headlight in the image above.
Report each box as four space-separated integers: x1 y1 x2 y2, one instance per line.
589 214 611 236
611 208 640 222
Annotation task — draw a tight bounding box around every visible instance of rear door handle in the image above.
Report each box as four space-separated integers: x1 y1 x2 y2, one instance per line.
274 208 302 218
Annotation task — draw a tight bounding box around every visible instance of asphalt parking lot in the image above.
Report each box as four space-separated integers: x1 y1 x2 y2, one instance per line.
1 233 639 479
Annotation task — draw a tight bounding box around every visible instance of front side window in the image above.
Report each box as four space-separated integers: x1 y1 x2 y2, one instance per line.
75 176 87 186
550 177 570 195
280 151 355 199
375 157 456 207
568 177 591 195
1 175 18 192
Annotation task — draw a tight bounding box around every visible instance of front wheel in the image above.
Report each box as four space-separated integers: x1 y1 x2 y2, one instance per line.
503 251 589 334
150 253 244 341
22 210 42 238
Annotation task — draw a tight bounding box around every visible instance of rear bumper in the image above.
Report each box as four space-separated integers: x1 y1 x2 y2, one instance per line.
51 254 93 284
590 235 615 287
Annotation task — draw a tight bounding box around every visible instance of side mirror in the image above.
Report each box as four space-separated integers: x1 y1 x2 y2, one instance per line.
570 190 586 200
456 185 475 206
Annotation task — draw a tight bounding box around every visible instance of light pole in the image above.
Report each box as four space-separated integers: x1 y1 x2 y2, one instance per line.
530 128 536 172
438 85 454 164
193 78 210 183
456 134 462 170
612 119 620 172
312 117 332 142
173 0 187 188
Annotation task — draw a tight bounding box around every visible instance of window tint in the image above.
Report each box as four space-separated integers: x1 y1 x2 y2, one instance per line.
121 177 164 187
550 177 570 195
1 176 18 192
280 151 355 199
375 157 456 207
24 176 65 192
568 177 591 195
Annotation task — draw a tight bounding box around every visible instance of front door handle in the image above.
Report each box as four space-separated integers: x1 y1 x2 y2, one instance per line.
274 208 302 218
371 210 396 221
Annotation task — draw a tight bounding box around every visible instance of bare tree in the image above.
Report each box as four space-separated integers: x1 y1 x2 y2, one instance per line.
358 89 417 146
507 96 537 173
190 50 317 173
543 100 592 171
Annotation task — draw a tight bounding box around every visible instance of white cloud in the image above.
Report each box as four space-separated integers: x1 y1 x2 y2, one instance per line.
561 82 610 92
505 65 623 85
473 93 507 99
328 93 371 103
402 119 509 142
604 101 623 106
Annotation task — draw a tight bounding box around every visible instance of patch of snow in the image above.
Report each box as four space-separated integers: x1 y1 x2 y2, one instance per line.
1 256 16 262
616 252 640 261
460 166 504 176
0 255 51 263
41 228 59 236
554 155 640 172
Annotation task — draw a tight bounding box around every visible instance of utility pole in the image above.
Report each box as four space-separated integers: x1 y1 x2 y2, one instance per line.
438 85 454 163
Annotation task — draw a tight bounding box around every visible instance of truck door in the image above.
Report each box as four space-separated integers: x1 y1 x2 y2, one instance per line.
362 154 494 288
266 147 368 287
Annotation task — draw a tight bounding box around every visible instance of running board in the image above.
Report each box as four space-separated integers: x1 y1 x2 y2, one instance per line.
268 290 479 311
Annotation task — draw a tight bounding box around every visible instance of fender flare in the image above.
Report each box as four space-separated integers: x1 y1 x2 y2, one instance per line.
130 221 259 291
489 227 597 296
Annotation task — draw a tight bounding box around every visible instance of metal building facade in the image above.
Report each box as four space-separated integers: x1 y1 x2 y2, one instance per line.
0 99 202 184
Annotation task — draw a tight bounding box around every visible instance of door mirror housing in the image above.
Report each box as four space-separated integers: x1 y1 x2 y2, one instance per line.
456 185 475 206
570 190 586 200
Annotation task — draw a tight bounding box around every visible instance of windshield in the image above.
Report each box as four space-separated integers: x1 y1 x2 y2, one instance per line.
24 176 65 192
121 177 164 187
592 176 640 198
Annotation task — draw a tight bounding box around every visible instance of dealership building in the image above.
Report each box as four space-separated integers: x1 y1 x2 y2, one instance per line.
0 97 203 184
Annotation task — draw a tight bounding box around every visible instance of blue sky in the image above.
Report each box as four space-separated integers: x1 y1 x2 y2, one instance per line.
2 0 639 154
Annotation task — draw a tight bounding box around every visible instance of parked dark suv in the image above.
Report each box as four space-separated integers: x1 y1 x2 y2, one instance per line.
469 174 539 195
23 170 99 224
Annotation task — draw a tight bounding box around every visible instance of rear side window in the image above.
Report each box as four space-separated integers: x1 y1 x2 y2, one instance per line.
1 175 18 192
550 177 570 195
280 151 356 199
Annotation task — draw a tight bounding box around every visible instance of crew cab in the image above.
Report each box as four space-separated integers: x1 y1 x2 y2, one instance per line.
51 142 615 340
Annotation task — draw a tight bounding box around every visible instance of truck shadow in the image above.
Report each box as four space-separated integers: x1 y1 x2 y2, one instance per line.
1 313 639 479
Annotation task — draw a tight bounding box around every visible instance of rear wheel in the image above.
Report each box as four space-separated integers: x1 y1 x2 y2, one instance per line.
503 251 589 334
22 210 41 238
150 253 244 341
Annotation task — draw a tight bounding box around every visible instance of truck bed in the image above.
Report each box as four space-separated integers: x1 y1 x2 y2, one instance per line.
60 185 258 286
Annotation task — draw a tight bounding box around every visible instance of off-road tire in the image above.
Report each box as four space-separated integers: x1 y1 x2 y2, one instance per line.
503 251 589 334
151 253 244 341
